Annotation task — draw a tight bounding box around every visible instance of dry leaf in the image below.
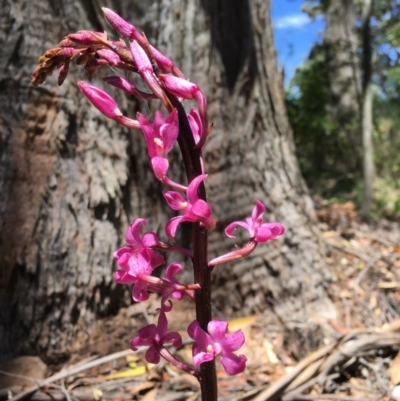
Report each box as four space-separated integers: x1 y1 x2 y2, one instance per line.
129 381 155 396
140 388 158 401
263 340 279 364
389 352 400 385
104 366 147 380
228 315 256 331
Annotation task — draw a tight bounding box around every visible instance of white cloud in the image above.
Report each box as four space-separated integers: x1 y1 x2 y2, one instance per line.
274 14 310 29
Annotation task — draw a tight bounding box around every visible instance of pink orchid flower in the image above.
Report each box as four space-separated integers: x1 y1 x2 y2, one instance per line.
114 218 164 270
187 320 247 376
131 310 182 364
160 263 197 311
114 250 163 302
164 175 216 238
225 200 285 243
137 109 179 180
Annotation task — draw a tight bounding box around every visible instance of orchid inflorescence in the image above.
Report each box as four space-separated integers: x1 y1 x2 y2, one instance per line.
32 7 285 391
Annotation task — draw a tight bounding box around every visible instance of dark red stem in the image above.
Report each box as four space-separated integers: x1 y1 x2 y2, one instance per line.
166 94 218 401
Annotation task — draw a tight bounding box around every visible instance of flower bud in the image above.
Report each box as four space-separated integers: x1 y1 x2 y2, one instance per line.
102 7 139 40
78 81 122 119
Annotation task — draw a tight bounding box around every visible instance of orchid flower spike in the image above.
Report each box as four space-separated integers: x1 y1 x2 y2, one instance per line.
225 200 285 243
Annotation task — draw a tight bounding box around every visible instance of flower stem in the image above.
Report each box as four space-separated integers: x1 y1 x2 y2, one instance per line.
166 93 218 401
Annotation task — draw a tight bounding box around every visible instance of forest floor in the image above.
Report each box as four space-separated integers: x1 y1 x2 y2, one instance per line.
1 199 400 401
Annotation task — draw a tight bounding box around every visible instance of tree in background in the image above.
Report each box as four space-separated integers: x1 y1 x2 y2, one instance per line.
289 0 400 218
0 0 333 362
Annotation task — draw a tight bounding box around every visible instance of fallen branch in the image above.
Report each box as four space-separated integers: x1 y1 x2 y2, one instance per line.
251 325 400 401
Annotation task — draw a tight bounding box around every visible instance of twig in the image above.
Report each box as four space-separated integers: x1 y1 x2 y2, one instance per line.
250 342 338 401
328 242 372 263
7 348 137 401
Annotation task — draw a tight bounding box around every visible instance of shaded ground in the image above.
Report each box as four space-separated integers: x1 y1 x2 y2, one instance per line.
1 199 400 400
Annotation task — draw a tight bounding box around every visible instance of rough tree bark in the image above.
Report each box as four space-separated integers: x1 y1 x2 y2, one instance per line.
0 0 335 362
361 0 374 220
324 0 362 152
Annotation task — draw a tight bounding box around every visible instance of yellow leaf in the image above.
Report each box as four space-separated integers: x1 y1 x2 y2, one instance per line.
228 315 256 331
104 366 147 380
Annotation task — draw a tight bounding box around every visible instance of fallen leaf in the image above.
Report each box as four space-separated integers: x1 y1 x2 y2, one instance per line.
140 388 158 401
104 366 147 380
389 352 400 384
228 315 256 331
263 340 279 364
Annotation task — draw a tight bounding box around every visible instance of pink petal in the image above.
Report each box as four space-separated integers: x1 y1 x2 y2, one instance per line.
153 111 165 132
160 109 179 154
192 350 214 367
165 216 183 238
125 218 146 246
165 262 184 282
141 232 160 248
207 320 228 341
220 353 247 376
114 269 134 284
225 221 251 238
255 223 285 242
190 199 213 220
252 200 265 222
187 108 202 144
162 331 182 348
137 112 157 158
132 280 150 302
151 157 169 180
163 191 187 210
156 310 168 337
220 330 245 352
187 174 207 205
253 226 272 242
145 346 160 364
187 321 211 349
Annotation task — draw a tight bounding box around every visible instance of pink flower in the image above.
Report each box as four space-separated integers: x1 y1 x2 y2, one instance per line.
115 251 162 302
131 310 182 364
164 175 216 238
114 218 163 269
187 320 247 376
225 200 285 243
160 263 198 311
137 110 179 180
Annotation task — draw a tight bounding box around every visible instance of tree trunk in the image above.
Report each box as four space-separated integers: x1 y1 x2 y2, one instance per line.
0 0 335 362
361 0 374 220
324 0 362 154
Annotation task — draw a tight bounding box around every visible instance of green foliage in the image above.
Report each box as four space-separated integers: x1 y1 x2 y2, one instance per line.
286 43 361 197
288 0 400 218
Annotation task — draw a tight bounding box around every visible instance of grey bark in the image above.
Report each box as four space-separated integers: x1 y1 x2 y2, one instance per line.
361 0 375 219
0 0 335 362
324 0 362 149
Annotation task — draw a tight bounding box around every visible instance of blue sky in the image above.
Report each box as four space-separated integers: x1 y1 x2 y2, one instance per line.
271 0 325 87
